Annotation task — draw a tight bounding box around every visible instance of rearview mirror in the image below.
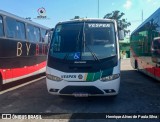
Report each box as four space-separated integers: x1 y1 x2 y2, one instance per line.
44 34 49 43
118 30 124 40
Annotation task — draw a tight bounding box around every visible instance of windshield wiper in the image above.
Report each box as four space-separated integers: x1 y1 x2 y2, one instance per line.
86 45 100 62
82 22 100 62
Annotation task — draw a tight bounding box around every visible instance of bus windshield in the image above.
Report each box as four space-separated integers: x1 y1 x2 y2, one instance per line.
49 22 116 60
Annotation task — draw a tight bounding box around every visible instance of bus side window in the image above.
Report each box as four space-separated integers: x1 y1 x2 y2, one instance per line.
152 39 160 50
6 17 16 38
27 24 35 42
41 29 47 43
34 27 40 42
0 15 4 37
151 38 160 57
16 21 26 40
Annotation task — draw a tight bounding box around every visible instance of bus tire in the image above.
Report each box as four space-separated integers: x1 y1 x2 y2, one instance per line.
110 94 118 98
104 94 118 100
135 60 139 71
135 60 138 69
59 95 75 100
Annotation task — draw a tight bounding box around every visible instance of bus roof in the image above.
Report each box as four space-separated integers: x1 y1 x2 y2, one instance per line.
131 7 160 35
0 10 50 30
57 18 116 25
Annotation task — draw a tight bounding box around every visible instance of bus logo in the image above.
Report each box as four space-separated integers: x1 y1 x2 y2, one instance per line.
78 74 83 79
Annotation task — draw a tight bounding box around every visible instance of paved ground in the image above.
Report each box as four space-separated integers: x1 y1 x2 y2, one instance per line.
0 59 160 122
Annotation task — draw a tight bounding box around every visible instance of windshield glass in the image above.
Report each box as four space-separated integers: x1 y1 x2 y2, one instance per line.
49 22 116 60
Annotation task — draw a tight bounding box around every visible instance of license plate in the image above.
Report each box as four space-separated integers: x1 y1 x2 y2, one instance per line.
73 93 89 97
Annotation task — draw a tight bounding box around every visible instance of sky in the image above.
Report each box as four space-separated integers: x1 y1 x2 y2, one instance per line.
0 0 160 33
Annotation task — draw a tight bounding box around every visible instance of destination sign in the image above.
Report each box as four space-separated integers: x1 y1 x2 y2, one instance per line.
88 23 110 28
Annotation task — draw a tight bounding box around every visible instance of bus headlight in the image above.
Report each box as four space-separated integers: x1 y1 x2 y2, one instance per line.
46 74 62 81
100 74 120 82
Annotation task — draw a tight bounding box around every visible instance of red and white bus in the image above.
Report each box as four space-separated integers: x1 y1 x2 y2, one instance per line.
130 8 160 81
0 10 50 90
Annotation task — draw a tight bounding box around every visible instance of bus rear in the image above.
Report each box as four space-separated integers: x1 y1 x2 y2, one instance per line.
46 19 121 97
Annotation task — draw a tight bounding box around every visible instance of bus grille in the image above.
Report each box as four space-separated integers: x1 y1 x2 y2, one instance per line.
59 86 104 95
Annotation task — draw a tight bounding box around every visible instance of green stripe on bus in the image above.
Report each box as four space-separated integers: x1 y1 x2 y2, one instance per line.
86 73 94 81
93 72 101 81
86 68 113 81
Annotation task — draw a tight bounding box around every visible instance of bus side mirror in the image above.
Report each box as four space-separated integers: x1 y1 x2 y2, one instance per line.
118 30 124 40
44 34 49 43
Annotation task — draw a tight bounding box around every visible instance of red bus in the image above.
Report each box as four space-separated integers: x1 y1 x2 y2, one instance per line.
130 8 160 81
0 10 50 90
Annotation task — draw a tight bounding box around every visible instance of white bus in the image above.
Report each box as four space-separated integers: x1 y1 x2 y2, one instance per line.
46 19 124 97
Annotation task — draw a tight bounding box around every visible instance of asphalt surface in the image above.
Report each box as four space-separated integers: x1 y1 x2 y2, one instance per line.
0 59 160 122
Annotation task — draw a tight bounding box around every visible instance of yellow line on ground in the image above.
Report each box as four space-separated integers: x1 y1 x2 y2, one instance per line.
0 76 46 95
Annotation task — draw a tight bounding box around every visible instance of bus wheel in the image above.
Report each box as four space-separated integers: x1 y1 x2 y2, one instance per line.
135 60 139 71
59 95 76 100
110 94 118 98
135 60 138 69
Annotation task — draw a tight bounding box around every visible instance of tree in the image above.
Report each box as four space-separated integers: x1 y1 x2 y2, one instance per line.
103 10 131 35
74 16 80 19
70 16 80 20
71 16 88 20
